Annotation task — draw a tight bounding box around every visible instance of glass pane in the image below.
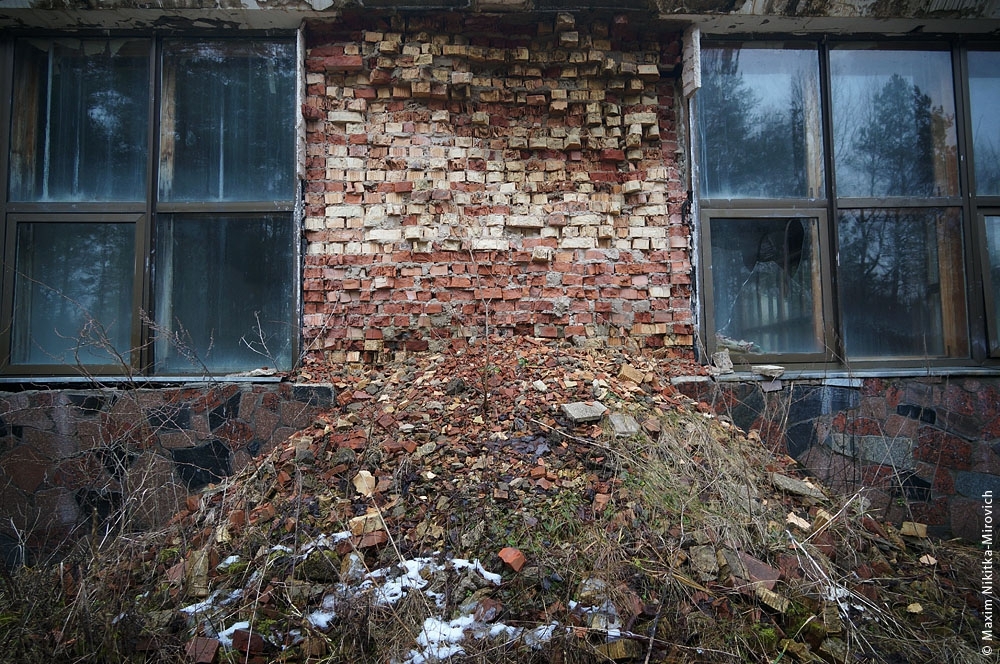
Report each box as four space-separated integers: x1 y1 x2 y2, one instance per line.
837 208 967 359
709 217 824 354
831 47 958 198
154 214 294 373
986 216 1000 352
969 52 1000 196
9 39 149 202
12 222 135 366
698 45 824 199
159 40 296 203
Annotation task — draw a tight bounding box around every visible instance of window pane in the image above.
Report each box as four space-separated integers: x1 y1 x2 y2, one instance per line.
831 47 958 198
709 217 824 354
698 45 823 199
159 40 296 203
837 208 967 359
969 52 1000 196
12 222 135 366
154 214 294 373
986 216 1000 352
9 39 149 202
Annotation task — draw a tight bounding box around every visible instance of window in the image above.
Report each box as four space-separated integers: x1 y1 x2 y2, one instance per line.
0 37 298 376
697 40 998 368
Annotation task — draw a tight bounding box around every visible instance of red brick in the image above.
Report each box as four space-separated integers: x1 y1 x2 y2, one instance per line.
322 55 364 72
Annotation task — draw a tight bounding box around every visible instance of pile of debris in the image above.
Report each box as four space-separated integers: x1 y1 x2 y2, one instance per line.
0 337 986 663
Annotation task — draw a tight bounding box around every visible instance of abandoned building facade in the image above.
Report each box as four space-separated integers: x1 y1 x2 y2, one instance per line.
0 0 999 553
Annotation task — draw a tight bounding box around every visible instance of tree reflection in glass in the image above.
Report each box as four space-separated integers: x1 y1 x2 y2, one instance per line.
159 40 296 203
710 217 823 354
12 222 135 366
9 39 149 202
831 47 958 198
698 45 823 199
968 51 1000 196
154 214 294 373
985 216 1000 351
838 208 967 359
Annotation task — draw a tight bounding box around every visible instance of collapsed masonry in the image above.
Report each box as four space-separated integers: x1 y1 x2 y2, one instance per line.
300 12 694 362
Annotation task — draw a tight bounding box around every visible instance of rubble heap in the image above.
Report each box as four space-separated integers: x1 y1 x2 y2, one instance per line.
1 337 986 663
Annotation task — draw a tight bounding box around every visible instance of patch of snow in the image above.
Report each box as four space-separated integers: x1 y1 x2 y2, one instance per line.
450 558 502 585
371 558 433 605
402 615 477 664
217 620 251 649
303 531 352 552
306 589 343 630
524 621 560 649
179 588 244 616
217 555 241 570
307 608 336 631
491 623 520 639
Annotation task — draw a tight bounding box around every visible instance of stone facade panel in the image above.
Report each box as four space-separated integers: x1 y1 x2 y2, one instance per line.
0 384 322 558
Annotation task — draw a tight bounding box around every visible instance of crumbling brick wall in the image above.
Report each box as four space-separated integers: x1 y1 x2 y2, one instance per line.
301 12 693 362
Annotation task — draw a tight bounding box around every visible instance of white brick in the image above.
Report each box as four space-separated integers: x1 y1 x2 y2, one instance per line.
326 205 363 218
367 228 402 242
560 237 596 249
570 214 603 226
328 111 364 123
471 238 510 250
507 215 544 228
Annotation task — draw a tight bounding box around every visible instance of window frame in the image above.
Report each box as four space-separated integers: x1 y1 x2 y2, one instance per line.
696 36 1000 371
0 33 300 378
964 44 1000 358
700 206 836 366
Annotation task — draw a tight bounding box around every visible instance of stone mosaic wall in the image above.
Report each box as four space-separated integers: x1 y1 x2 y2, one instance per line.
0 383 331 562
678 375 1000 541
301 12 693 362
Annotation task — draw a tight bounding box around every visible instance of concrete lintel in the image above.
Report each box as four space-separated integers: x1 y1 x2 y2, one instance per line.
0 7 327 31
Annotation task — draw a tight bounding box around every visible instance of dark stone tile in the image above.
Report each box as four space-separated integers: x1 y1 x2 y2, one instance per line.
788 385 860 426
292 385 335 407
75 488 124 525
727 386 764 434
825 386 861 413
147 405 192 432
894 471 932 502
209 392 243 431
68 394 106 415
0 531 33 570
172 439 231 490
896 403 936 425
787 386 821 424
100 445 138 481
785 421 816 460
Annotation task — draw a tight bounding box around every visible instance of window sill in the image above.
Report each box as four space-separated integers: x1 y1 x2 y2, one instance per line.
0 374 286 388
672 365 1000 386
